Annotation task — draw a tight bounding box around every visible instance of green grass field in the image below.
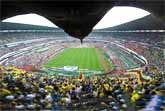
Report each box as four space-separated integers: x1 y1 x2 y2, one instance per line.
44 48 104 71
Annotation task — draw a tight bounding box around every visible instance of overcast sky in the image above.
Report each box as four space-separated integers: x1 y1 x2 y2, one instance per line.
3 6 150 29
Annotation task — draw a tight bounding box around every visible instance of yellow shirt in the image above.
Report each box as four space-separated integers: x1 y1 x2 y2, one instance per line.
131 93 140 103
99 92 104 98
103 83 110 91
45 85 54 92
1 88 11 96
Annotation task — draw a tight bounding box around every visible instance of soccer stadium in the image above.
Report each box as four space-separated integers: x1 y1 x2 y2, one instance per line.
0 1 165 111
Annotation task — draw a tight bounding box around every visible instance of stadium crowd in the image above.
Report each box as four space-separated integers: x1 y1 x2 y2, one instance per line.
0 32 65 45
6 44 64 68
0 66 164 110
0 38 57 57
0 37 66 69
122 40 164 75
0 32 164 110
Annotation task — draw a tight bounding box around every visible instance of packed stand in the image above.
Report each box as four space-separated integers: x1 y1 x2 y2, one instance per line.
0 66 164 110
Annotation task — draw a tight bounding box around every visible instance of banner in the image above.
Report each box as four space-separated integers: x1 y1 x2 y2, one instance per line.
64 66 78 72
135 70 152 83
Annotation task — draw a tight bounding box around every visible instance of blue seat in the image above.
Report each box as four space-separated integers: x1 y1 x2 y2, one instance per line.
136 100 146 106
143 94 151 100
160 82 165 88
155 101 162 107
157 95 163 101
163 98 165 104
153 106 162 111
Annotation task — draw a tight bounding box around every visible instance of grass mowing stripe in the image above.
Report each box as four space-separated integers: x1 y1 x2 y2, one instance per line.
44 48 103 71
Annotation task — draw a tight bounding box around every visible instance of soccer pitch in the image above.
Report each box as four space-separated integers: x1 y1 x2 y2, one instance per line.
44 48 104 71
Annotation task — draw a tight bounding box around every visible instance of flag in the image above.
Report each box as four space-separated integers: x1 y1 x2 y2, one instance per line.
79 73 85 80
135 70 152 83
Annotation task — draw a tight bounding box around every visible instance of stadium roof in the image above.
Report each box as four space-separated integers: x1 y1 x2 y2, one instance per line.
1 0 164 40
0 22 61 31
1 14 164 33
96 15 165 31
